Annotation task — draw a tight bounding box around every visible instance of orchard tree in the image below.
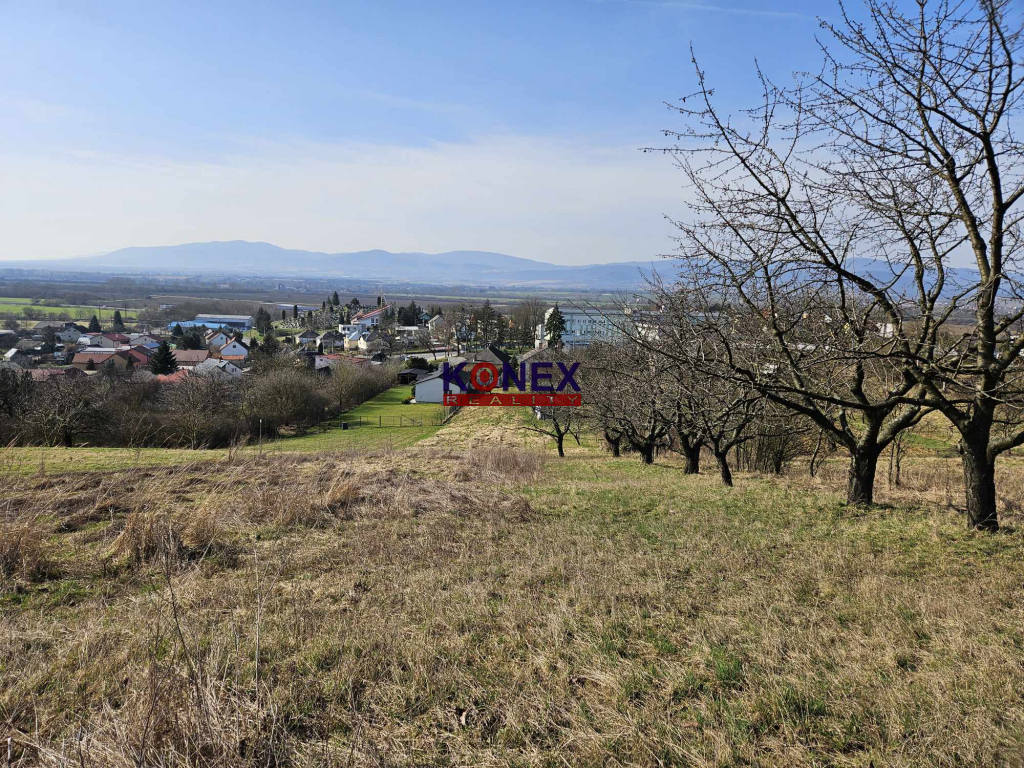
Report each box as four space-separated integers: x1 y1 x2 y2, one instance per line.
658 0 1024 529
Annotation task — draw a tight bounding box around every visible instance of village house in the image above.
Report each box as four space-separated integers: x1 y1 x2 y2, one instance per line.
194 358 243 378
3 348 29 367
295 329 319 348
217 339 250 362
204 330 232 348
317 329 346 352
171 349 210 368
71 350 131 371
427 314 444 335
414 365 471 404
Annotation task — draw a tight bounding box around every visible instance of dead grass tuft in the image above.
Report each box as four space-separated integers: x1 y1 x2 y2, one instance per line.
0 514 56 581
457 444 545 484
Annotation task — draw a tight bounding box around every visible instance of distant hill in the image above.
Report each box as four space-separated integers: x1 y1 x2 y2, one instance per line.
4 241 667 289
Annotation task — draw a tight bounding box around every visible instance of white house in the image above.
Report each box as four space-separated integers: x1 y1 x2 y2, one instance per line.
204 330 231 348
339 305 390 335
194 358 243 378
55 327 83 344
217 339 250 362
414 367 470 404
427 314 444 334
295 329 319 347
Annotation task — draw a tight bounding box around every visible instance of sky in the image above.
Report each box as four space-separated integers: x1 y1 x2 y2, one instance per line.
0 0 826 265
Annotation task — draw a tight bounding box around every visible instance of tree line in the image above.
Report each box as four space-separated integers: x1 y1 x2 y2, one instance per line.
536 0 1024 532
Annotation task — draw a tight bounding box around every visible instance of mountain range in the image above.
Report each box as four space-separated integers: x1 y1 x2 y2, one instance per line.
3 241 670 289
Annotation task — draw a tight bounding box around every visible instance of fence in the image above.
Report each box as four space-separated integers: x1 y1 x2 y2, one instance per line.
340 409 449 429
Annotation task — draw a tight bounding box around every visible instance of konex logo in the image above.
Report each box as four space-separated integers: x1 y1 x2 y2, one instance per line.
441 361 582 407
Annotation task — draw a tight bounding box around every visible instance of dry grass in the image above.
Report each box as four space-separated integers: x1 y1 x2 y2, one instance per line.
0 513 55 581
2 412 1024 766
457 444 545 484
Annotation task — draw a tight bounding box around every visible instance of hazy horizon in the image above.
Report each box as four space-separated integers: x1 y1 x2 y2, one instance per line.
0 0 827 267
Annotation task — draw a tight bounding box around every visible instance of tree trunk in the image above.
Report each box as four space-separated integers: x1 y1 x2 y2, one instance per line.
961 438 998 531
640 444 655 465
680 439 701 475
846 446 880 506
604 431 621 457
714 451 732 486
556 432 565 458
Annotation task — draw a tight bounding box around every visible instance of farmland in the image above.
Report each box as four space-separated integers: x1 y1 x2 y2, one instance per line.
0 297 139 323
3 404 1024 766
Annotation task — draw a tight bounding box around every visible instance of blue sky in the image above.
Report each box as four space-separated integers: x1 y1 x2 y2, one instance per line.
1 1 825 264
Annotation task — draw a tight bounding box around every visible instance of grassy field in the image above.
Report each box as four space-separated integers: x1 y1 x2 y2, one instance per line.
2 404 1024 765
0 297 139 322
0 386 445 474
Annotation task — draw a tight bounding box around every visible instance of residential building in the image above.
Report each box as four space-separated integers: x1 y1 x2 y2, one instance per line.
339 304 390 335
535 306 628 349
194 358 243 378
414 366 471 404
71 351 131 371
217 340 250 362
427 314 444 334
3 348 28 366
317 330 346 352
295 329 319 348
204 330 232 348
171 349 211 368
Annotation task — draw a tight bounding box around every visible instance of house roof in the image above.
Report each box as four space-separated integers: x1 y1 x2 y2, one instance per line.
171 349 210 363
195 358 240 373
71 351 127 365
469 345 512 367
194 314 254 322
417 366 472 390
219 339 249 351
154 370 190 384
102 333 129 341
353 305 390 321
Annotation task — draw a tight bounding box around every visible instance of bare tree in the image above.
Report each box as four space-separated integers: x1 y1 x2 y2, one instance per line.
655 0 1024 527
523 403 583 458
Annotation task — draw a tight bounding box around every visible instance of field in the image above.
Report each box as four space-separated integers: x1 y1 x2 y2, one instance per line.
0 385 444 474
0 297 139 322
2 405 1024 766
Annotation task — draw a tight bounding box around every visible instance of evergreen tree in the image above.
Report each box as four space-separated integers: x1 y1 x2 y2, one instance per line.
281 309 286 321
546 304 566 348
350 298 361 308
88 315 101 333
149 340 178 374
317 341 324 354
260 331 280 355
172 323 184 338
292 304 298 320
332 291 340 306
112 310 124 330
322 301 327 311
86 358 96 371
